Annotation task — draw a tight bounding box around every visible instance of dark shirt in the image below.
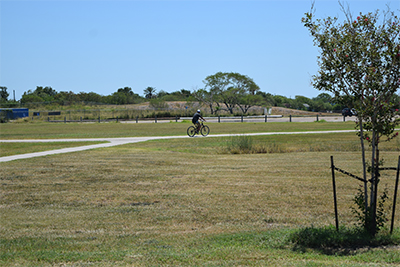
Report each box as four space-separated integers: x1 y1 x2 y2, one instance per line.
192 113 201 123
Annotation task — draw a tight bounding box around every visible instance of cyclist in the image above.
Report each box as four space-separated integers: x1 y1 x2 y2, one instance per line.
192 109 205 133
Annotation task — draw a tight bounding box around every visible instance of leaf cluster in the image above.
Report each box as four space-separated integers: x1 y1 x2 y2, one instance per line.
302 8 400 99
303 5 400 145
351 186 389 233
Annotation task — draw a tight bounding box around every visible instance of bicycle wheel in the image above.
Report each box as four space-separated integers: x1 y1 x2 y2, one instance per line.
187 126 196 137
201 125 210 136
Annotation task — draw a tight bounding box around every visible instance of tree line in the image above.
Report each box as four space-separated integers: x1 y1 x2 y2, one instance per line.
1 78 399 113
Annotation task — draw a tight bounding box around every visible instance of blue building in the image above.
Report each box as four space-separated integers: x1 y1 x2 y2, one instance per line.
0 108 29 120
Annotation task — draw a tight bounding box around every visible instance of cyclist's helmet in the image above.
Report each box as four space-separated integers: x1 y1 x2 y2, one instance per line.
197 109 201 113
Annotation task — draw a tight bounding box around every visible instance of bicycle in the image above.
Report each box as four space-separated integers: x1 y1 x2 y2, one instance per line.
187 121 210 137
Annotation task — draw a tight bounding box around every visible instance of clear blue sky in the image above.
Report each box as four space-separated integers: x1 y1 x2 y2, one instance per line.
1 0 399 101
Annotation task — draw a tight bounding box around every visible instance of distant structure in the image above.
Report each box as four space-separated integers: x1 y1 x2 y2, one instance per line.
0 108 29 121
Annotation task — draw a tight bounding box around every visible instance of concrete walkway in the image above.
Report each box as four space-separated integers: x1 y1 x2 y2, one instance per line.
0 130 357 163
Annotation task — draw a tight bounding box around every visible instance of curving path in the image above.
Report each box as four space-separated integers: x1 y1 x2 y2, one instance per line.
0 130 357 163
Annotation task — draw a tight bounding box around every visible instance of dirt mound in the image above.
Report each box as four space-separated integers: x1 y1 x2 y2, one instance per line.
270 107 321 116
124 101 325 116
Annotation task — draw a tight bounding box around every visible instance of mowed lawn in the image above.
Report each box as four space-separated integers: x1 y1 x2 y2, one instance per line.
1 122 400 266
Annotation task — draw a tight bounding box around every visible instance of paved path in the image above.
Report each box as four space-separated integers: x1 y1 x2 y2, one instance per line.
0 130 356 163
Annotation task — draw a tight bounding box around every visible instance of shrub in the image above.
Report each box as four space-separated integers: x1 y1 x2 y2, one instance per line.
221 136 286 154
225 135 253 154
351 186 389 234
290 225 400 254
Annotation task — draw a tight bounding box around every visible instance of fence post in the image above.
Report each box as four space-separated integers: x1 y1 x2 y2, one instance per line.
390 155 400 234
265 115 267 122
218 116 220 123
48 117 50 122
330 156 339 231
64 116 66 123
80 117 82 122
289 115 292 122
136 116 138 123
116 116 119 123
316 115 319 122
175 116 178 122
155 115 157 123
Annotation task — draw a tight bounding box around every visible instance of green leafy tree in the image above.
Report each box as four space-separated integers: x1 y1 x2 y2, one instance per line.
111 87 142 104
238 94 264 114
293 95 311 110
192 88 221 115
54 91 80 105
178 89 191 98
0 86 9 103
34 86 57 101
144 87 157 99
20 93 44 104
78 92 103 103
202 72 261 114
110 91 128 105
117 87 134 96
21 86 57 103
303 3 400 235
272 95 290 107
256 91 276 107
390 93 400 109
311 93 334 112
157 90 170 99
313 93 333 104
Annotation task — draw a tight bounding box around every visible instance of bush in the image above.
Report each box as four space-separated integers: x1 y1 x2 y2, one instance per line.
290 225 400 254
351 186 389 234
221 136 285 154
224 135 253 154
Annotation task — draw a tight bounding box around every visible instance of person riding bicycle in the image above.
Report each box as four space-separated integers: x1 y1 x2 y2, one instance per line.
192 109 205 133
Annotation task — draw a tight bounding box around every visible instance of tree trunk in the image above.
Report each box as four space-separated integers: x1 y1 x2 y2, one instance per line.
369 122 380 236
208 103 214 115
358 116 369 226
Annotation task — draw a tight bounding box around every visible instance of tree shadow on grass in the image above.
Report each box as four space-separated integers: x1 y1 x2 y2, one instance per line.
289 226 400 256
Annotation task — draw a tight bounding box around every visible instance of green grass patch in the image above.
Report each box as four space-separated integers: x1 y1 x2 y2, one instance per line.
0 121 356 139
0 141 107 157
290 226 400 255
133 132 400 155
2 228 400 266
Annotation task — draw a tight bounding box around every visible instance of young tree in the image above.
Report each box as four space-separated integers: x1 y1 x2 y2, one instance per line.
303 3 400 235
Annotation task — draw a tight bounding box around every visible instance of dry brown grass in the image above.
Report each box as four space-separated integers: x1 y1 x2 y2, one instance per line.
2 138 399 240
1 133 400 266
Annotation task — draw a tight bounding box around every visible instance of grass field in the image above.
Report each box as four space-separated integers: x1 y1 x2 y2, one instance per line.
1 122 400 266
0 121 356 139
